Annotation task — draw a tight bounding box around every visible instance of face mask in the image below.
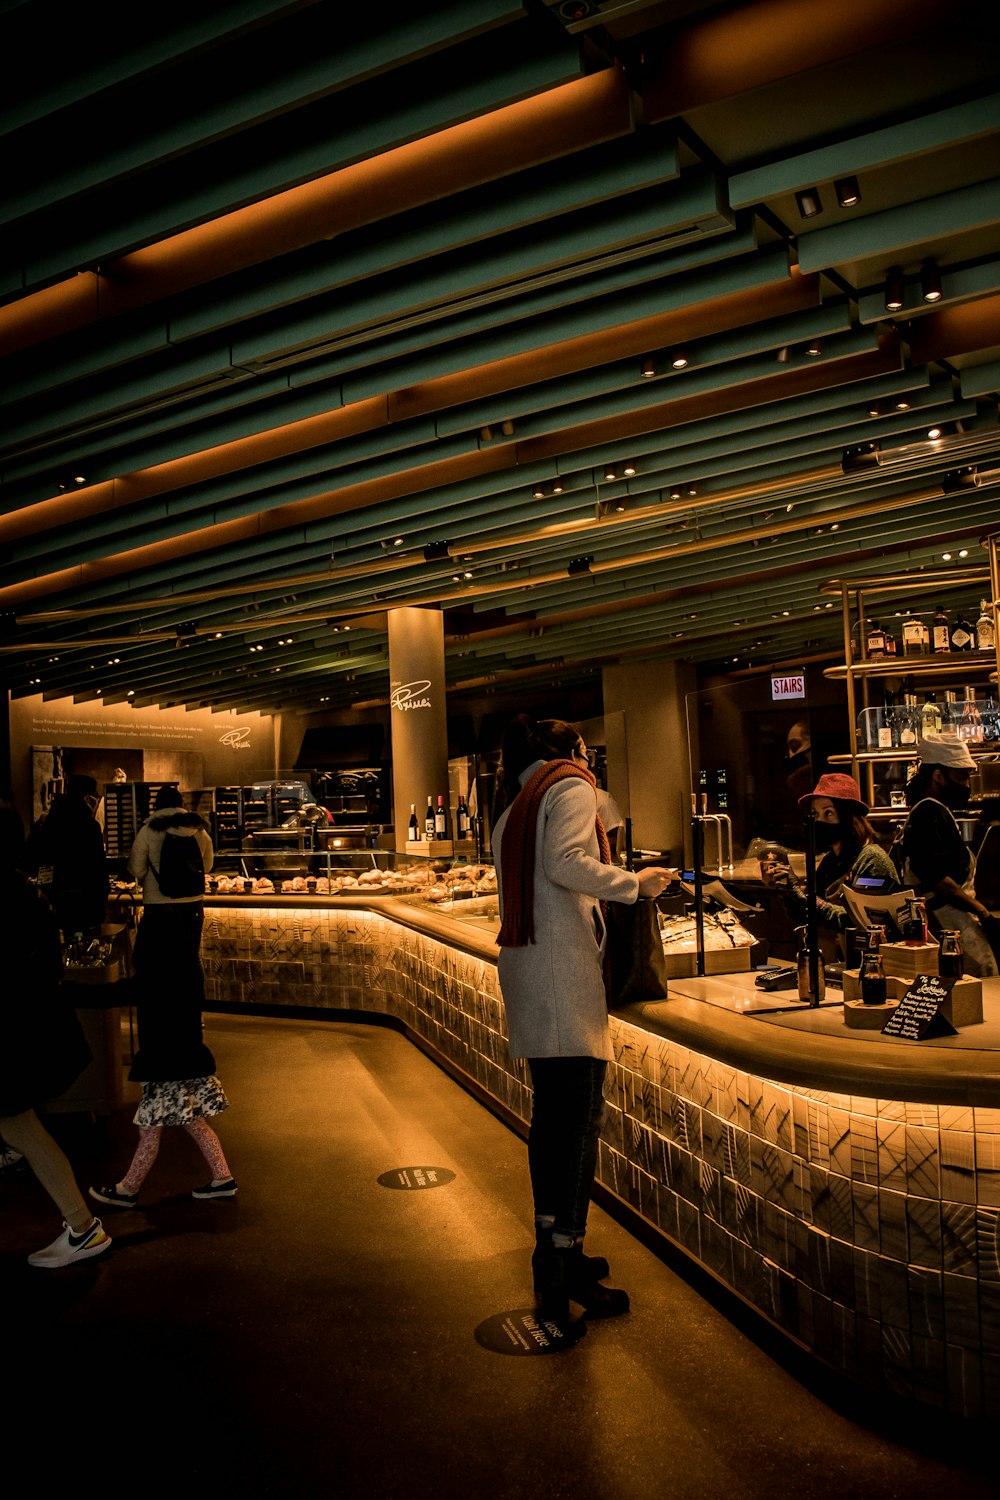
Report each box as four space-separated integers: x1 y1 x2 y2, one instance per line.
937 776 971 809
813 822 840 850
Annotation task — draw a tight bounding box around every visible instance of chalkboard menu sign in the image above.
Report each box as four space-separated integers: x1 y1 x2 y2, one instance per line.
881 974 959 1040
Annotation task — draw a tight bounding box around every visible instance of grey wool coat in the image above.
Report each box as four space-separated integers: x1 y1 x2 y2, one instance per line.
492 760 640 1062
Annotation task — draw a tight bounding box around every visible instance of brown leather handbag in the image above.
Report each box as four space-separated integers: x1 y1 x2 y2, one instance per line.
603 898 669 1007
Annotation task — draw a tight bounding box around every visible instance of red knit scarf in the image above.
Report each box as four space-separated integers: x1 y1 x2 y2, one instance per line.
497 759 611 947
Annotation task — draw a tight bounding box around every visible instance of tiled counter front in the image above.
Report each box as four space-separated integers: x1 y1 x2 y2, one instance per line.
202 904 999 1420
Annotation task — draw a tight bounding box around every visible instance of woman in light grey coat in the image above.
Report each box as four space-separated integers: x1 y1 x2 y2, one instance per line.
492 715 672 1324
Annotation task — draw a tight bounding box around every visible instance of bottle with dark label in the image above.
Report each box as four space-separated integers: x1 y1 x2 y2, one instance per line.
866 619 887 659
795 926 825 1003
425 797 435 840
949 608 974 652
456 795 470 839
976 598 995 653
434 795 448 839
860 927 887 1004
407 803 419 842
931 604 950 653
938 930 964 978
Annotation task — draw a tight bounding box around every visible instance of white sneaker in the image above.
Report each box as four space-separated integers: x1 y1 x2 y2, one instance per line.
27 1218 112 1269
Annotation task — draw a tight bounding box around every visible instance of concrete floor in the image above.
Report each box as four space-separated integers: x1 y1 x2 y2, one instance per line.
2 1011 995 1500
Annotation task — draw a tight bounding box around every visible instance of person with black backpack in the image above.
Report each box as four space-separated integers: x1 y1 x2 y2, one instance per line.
90 785 237 1208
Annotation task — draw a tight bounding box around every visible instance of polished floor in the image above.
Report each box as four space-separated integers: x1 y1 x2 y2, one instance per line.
2 1012 995 1500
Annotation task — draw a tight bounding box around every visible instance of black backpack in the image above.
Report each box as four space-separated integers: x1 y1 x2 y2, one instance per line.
150 830 205 897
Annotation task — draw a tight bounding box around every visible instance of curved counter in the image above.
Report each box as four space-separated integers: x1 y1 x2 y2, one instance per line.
173 893 999 1420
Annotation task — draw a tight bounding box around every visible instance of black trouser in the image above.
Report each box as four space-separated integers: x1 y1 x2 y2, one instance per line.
526 1057 608 1241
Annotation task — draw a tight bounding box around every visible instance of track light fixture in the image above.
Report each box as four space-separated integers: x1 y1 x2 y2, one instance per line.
604 466 618 482
805 339 823 357
500 418 515 436
775 346 791 364
795 187 823 219
841 441 882 473
551 479 564 494
640 357 656 378
532 484 546 499
921 259 942 303
670 350 689 370
623 461 637 477
834 176 861 208
884 266 904 313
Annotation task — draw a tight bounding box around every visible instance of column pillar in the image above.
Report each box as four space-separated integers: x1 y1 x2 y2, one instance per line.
387 607 449 853
602 659 696 864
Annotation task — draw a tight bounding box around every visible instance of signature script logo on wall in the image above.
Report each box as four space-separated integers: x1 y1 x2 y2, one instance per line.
219 728 252 749
390 680 433 712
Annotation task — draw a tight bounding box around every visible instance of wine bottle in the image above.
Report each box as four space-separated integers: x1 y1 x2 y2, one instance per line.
866 619 887 659
931 604 950 653
977 599 995 653
950 608 974 652
902 613 928 656
898 689 919 747
877 689 898 749
407 803 419 841
434 795 448 839
424 797 435 840
456 795 470 838
959 685 983 744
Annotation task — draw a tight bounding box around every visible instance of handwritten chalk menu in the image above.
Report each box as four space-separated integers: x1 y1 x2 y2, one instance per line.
881 974 959 1040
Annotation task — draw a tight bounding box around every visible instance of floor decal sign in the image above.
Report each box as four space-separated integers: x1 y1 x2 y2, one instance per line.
474 1309 587 1356
377 1166 456 1190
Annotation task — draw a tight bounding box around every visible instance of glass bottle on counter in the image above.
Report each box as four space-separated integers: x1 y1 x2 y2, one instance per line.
424 797 435 840
921 693 943 735
795 926 825 1004
942 688 959 729
898 689 920 748
949 608 975 652
434 795 448 839
976 598 995 653
938 930 964 979
959 686 983 744
407 803 419 841
877 689 898 749
931 604 950 653
859 927 888 1004
456 795 470 839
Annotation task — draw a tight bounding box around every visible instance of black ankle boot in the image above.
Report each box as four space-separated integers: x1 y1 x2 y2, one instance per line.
567 1251 630 1319
533 1238 609 1287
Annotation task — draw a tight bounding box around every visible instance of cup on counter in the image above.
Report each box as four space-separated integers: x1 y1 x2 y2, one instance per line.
306 877 317 893
758 843 788 883
242 878 253 894
207 877 219 893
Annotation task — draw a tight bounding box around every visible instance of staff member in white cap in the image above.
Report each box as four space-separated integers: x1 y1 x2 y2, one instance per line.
900 732 999 976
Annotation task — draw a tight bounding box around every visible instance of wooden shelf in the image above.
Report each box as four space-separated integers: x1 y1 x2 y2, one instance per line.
824 654 997 680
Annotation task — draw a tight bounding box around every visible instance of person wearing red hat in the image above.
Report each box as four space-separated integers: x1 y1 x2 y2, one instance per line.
900 733 999 976
762 772 900 931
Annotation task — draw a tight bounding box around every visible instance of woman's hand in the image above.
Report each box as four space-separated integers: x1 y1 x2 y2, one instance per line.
636 866 675 899
760 860 792 888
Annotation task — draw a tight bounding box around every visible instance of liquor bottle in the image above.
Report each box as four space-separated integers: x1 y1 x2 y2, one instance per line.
949 608 974 652
902 613 929 656
959 685 983 745
456 795 470 839
982 695 1000 744
866 619 887 659
877 689 898 750
931 604 950 653
434 794 448 839
900 900 924 946
977 599 996 653
424 797 435 840
898 690 919 747
921 693 942 735
859 927 887 1004
795 926 825 1004
407 803 419 841
884 621 897 657
938 930 964 979
942 688 959 729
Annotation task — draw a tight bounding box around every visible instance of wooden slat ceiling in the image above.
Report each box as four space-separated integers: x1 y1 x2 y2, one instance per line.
3 0 1000 715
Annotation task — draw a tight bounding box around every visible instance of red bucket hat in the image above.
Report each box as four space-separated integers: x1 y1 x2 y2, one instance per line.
798 772 868 816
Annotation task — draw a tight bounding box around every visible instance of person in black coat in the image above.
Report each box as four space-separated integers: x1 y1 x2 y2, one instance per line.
0 805 113 1268
25 773 109 935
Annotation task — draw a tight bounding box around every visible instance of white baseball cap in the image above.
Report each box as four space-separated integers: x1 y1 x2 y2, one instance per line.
918 732 977 769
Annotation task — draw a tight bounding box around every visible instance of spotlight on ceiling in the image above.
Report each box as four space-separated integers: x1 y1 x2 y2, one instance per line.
670 350 689 370
941 467 980 493
623 461 637 477
805 339 823 357
884 266 905 313
921 259 942 303
479 425 493 443
423 540 451 562
795 187 823 219
551 479 565 494
834 176 861 208
604 466 618 482
500 418 516 436
775 346 791 363
841 441 882 473
532 484 546 499
640 357 656 378
867 401 882 417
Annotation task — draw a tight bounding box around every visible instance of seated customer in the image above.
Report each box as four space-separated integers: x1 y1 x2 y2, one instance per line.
763 773 900 930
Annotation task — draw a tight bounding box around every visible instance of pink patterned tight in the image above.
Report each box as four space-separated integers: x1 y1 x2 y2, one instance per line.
120 1119 232 1194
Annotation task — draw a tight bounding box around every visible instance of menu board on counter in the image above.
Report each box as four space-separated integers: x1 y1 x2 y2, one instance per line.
881 974 958 1040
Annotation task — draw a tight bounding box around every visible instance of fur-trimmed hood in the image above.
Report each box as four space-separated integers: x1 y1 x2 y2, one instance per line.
146 810 209 835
